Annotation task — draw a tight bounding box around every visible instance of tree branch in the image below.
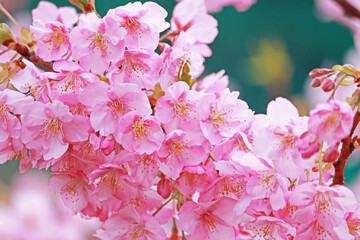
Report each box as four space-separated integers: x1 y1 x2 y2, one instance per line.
332 110 360 185
2 39 53 71
333 0 360 19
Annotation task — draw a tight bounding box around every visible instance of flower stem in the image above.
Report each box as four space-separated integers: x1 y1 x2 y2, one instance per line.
2 40 54 71
152 195 175 217
333 110 360 185
0 4 21 31
333 0 360 19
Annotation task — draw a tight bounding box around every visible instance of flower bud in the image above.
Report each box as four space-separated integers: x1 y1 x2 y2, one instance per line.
0 23 14 44
321 77 335 92
298 131 320 159
323 146 339 163
69 0 95 13
347 89 360 109
342 64 360 79
311 76 325 87
309 68 332 78
157 177 174 199
100 135 115 156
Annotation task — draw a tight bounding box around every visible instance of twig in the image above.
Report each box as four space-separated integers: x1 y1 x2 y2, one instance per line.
152 195 175 216
159 30 178 42
333 0 360 19
332 110 360 185
2 40 53 71
0 4 21 31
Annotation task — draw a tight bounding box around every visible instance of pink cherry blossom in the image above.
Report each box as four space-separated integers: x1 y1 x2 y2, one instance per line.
297 131 320 159
159 32 207 89
246 169 288 211
253 97 314 178
96 206 166 240
31 21 71 61
157 130 208 178
20 100 89 160
308 100 354 146
10 60 52 103
89 163 138 208
116 151 160 187
32 1 78 29
118 112 164 154
176 165 215 196
171 0 218 44
345 206 360 239
49 171 95 214
107 1 169 50
178 197 239 240
200 88 253 145
70 13 127 74
109 48 162 90
193 70 229 99
290 182 358 240
0 90 35 171
79 81 151 137
156 81 214 134
245 216 296 240
43 60 98 95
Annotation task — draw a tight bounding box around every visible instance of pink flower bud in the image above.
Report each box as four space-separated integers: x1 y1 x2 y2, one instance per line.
298 131 320 159
100 135 115 156
309 68 332 78
323 147 339 163
157 177 174 199
311 76 324 87
321 78 335 92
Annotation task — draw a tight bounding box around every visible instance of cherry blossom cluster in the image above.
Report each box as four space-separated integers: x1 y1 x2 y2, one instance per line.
0 0 359 239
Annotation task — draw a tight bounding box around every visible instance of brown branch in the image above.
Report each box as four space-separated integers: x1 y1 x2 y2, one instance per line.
332 110 360 185
333 0 360 19
2 39 53 71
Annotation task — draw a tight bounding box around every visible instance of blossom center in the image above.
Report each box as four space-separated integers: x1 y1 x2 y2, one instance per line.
88 33 108 52
0 102 10 121
128 223 146 239
100 169 122 193
40 117 63 139
43 26 68 48
169 139 186 155
123 16 141 33
324 111 341 133
347 217 360 238
132 120 149 140
200 212 219 233
107 99 130 116
174 100 192 121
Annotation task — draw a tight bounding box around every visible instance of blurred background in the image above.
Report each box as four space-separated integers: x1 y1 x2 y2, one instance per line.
0 0 359 231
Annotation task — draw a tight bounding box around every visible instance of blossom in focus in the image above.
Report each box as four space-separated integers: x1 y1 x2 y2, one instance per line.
20 100 89 160
289 182 358 240
178 197 239 240
30 21 71 61
32 1 78 29
107 1 169 51
118 111 164 154
308 100 354 146
70 13 127 74
96 206 166 240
